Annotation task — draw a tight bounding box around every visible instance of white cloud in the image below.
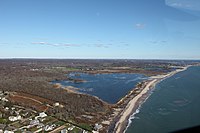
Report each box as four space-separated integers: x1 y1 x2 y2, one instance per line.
149 40 167 45
32 40 130 48
166 0 200 11
135 23 146 29
32 42 80 47
0 43 9 45
63 44 80 47
32 42 48 45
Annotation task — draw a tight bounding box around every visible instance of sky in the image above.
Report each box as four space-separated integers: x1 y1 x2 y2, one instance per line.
0 0 200 59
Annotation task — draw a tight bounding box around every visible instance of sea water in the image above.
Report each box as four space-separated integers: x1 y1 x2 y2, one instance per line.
126 66 200 133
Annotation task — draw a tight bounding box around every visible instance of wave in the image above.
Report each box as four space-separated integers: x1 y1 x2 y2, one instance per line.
124 107 141 133
123 85 157 133
123 67 191 133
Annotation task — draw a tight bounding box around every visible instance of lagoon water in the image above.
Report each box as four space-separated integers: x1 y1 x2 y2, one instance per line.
53 73 147 104
126 66 200 133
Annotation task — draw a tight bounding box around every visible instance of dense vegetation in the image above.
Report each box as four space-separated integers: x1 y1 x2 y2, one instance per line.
0 59 195 127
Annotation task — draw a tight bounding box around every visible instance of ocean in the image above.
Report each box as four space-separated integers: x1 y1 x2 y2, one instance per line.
126 66 200 133
52 73 147 104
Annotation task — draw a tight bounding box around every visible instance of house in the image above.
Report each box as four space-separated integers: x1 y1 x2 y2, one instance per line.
39 112 47 118
4 130 14 133
1 97 8 102
4 107 9 110
8 115 22 122
67 127 74 131
92 131 99 133
94 123 102 131
54 102 60 107
44 124 56 131
60 128 67 133
30 119 40 125
35 112 47 119
9 116 16 122
44 125 53 131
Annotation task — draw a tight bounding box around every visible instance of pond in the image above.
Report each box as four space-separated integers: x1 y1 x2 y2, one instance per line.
52 73 148 104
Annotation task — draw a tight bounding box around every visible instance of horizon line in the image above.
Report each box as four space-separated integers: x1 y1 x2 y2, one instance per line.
0 57 200 61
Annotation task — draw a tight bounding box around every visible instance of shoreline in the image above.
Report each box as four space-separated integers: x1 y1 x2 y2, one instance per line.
112 66 190 133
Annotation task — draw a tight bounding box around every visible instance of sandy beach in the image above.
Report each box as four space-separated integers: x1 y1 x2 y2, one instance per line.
113 66 190 133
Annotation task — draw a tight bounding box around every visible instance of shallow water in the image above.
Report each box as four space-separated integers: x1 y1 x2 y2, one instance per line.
126 66 200 133
52 73 147 104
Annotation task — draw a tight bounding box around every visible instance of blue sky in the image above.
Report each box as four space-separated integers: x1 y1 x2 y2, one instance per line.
0 0 200 59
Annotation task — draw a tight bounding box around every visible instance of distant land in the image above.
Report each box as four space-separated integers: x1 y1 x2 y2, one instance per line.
0 59 199 133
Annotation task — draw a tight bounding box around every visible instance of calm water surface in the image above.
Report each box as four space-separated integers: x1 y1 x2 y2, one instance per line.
126 66 200 133
53 73 147 104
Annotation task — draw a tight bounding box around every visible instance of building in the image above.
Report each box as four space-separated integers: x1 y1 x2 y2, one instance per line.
44 124 56 131
39 112 47 118
30 119 40 125
35 112 47 119
54 102 60 107
94 123 102 131
60 128 67 133
4 130 14 133
8 115 22 122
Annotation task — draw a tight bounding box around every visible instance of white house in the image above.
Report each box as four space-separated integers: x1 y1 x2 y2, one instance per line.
92 131 99 133
1 97 8 102
4 130 14 133
35 112 47 119
8 115 22 122
54 102 60 107
39 112 47 118
30 119 40 125
60 128 67 133
94 123 102 131
44 124 56 131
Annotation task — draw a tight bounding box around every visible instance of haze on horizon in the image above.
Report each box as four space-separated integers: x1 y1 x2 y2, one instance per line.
0 0 200 59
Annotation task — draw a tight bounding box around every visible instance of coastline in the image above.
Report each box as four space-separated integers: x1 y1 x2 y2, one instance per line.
112 66 190 133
